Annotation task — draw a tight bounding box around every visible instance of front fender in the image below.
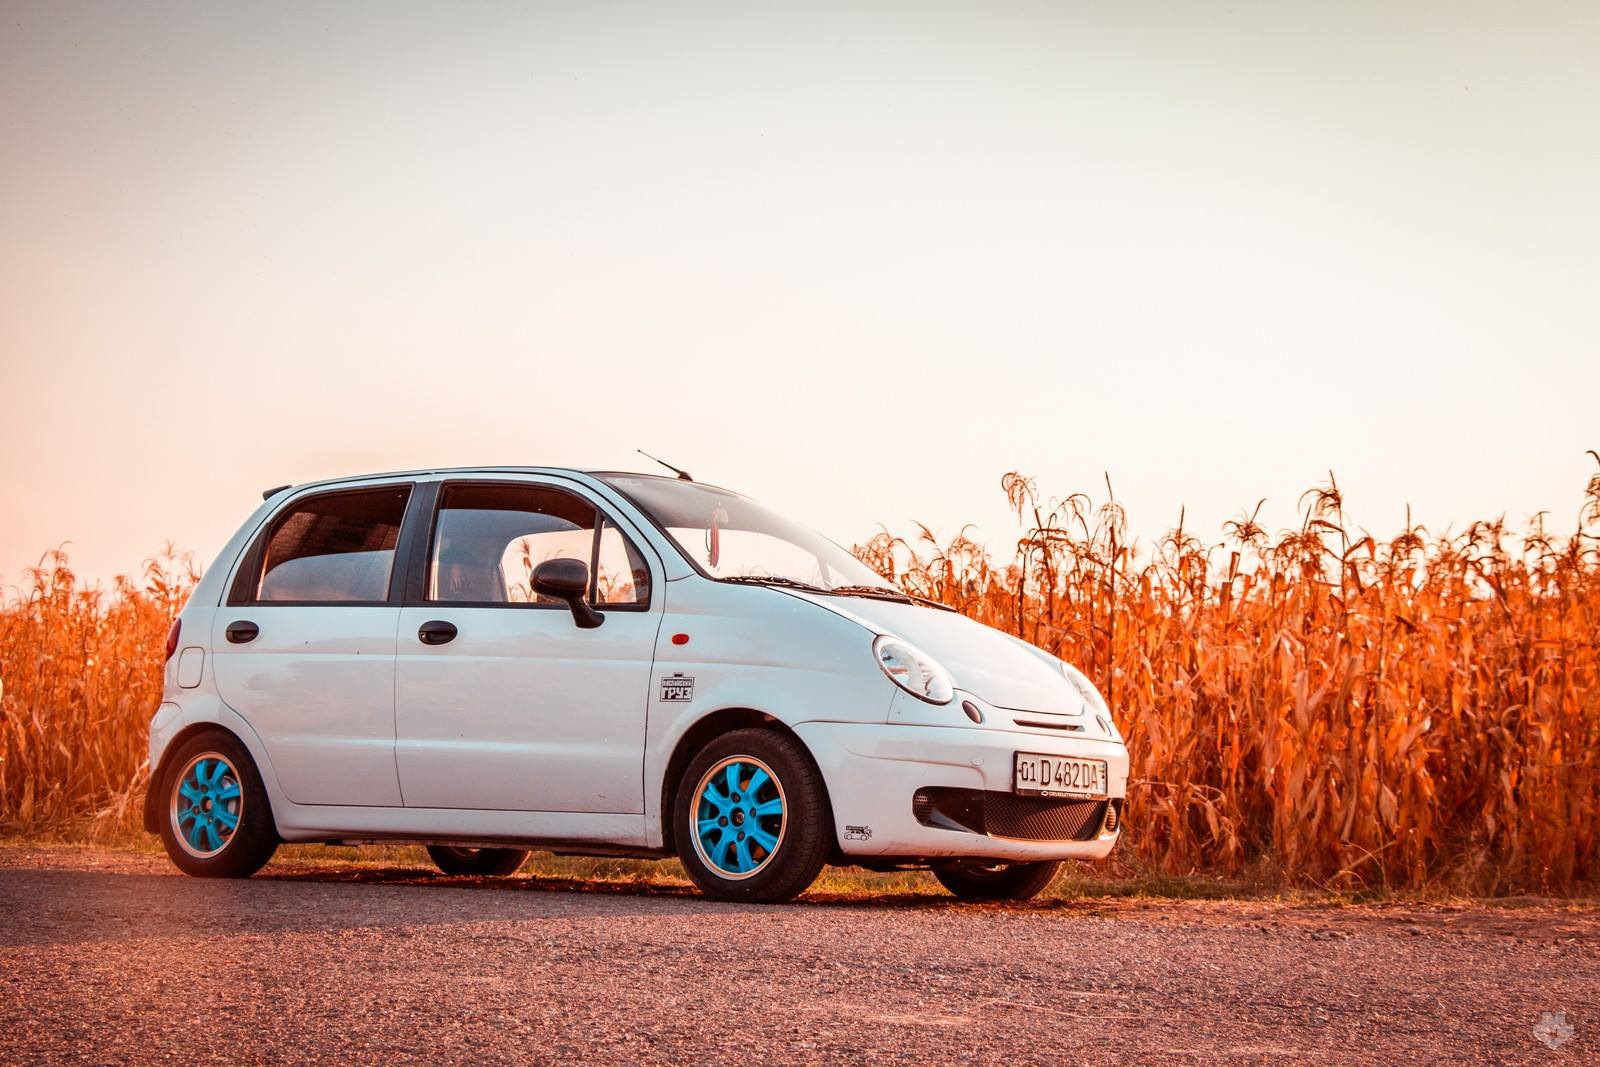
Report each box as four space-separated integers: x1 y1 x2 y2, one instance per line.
640 579 897 847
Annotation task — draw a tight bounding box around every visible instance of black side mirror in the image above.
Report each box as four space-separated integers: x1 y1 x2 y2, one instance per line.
531 558 604 629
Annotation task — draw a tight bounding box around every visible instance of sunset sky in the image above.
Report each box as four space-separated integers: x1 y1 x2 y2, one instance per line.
2 2 1596 589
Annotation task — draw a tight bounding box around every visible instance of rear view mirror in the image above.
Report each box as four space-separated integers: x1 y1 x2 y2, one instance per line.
532 558 605 629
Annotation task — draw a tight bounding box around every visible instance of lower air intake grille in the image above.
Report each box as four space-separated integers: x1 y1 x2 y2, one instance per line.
912 788 1111 843
984 793 1108 842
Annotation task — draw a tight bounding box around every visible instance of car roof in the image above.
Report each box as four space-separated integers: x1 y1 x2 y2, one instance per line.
266 466 617 499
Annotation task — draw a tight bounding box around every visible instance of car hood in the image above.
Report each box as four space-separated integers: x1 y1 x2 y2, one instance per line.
783 591 1087 715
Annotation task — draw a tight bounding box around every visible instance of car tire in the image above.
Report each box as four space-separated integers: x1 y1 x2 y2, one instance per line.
157 729 279 878
674 728 831 904
933 860 1060 901
425 845 530 877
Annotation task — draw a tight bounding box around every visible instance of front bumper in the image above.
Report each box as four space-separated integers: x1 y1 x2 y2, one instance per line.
794 718 1129 862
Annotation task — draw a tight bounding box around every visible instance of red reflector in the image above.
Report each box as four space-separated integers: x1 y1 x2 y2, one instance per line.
165 618 182 661
671 633 690 645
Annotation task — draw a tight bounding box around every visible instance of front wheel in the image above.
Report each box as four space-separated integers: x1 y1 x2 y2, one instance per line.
425 845 529 877
674 728 832 903
934 860 1060 901
157 730 278 878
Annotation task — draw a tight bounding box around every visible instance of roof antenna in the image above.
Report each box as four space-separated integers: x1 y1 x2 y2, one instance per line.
637 449 693 481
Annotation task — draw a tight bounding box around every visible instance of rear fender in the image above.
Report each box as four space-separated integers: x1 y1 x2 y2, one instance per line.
143 694 286 836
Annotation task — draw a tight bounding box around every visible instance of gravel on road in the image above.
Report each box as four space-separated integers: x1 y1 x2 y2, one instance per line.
1 846 1594 1064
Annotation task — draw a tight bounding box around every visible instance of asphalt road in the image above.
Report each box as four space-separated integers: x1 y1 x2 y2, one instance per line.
0 847 1593 1064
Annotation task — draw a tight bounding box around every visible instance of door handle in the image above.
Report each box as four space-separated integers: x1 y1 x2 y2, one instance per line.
417 620 458 646
225 620 259 644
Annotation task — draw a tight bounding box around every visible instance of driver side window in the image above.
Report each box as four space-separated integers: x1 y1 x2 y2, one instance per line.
427 483 650 606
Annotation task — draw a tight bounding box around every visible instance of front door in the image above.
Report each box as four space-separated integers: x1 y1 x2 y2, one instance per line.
211 484 412 807
394 479 662 813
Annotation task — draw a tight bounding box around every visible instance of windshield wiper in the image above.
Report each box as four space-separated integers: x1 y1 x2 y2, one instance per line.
822 584 914 603
718 576 955 612
719 575 831 594
826 584 959 612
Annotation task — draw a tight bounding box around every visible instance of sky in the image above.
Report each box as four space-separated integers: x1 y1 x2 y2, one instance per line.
2 1 1596 590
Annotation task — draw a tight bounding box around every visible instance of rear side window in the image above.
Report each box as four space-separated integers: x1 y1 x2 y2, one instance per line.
429 483 650 606
252 487 411 603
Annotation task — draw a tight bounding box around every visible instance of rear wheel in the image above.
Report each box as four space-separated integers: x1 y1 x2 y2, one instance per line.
674 728 831 903
934 860 1060 901
158 730 278 878
426 846 530 877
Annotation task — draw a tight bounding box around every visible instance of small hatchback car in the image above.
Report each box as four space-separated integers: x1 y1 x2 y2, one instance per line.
147 467 1128 902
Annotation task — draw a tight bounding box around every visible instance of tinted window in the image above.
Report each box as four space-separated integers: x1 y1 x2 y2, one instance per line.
429 483 650 606
256 487 410 603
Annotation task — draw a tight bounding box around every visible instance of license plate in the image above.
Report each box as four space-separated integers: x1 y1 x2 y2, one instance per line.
1013 752 1108 798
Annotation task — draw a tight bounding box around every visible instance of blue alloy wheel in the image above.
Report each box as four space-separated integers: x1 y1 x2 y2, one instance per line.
169 752 243 859
691 755 787 880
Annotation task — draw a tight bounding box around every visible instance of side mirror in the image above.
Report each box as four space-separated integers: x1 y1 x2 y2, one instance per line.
531 558 605 629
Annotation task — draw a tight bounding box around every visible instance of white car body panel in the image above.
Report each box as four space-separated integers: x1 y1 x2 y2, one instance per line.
394 601 662 813
783 590 1090 715
210 604 405 807
148 466 1130 867
803 689 1129 859
635 577 902 849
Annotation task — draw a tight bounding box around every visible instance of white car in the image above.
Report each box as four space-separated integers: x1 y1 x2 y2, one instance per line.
147 466 1128 903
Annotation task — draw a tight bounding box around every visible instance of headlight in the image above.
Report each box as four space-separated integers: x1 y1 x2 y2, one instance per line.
1060 661 1109 716
873 636 954 705
1061 662 1122 739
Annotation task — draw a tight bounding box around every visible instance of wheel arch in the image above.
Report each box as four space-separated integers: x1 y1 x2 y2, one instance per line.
658 707 820 855
143 721 258 834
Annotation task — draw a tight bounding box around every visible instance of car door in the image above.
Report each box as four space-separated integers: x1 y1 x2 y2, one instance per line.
211 483 415 807
394 477 663 813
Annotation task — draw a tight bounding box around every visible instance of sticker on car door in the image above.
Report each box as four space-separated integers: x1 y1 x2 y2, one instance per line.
659 674 695 701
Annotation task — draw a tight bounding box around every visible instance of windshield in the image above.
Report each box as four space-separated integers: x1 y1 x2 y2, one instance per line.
596 474 897 593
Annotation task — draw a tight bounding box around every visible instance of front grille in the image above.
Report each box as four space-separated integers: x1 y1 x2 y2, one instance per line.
1011 717 1086 732
912 788 1113 843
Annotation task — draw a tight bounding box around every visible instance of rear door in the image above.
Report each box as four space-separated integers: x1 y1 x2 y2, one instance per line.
394 477 663 813
211 483 414 807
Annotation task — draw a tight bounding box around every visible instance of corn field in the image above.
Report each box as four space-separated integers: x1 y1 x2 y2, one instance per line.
2 467 1598 893
0 548 197 840
857 464 1600 893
